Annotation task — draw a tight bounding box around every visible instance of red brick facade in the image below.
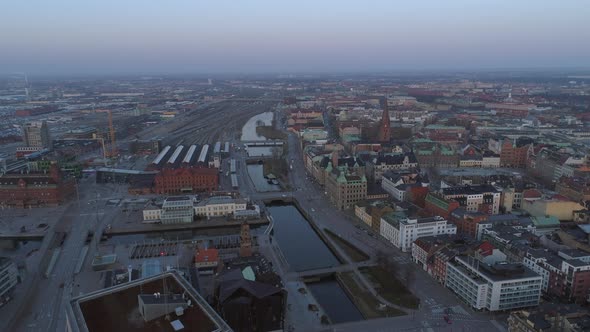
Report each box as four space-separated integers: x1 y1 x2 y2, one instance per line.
0 165 75 207
500 139 530 168
424 193 460 219
450 211 488 238
154 167 218 195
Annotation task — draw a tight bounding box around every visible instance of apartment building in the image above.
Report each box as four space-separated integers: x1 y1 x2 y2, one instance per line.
442 184 502 215
365 152 418 182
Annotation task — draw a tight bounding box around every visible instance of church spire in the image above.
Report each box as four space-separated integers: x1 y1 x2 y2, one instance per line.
377 97 391 143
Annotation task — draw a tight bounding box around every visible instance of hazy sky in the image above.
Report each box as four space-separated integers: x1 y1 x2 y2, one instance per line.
1 0 589 75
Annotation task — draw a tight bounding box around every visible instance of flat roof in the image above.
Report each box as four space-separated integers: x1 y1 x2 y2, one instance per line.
68 271 231 332
455 255 540 282
96 167 159 175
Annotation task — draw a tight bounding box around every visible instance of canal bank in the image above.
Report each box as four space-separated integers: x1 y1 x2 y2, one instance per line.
266 203 341 272
306 276 364 324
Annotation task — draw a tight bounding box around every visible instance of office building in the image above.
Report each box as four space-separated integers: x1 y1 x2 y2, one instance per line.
446 255 542 311
380 213 457 252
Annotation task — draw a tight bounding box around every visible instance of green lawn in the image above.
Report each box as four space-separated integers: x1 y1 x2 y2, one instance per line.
324 229 369 262
338 272 406 319
360 266 420 309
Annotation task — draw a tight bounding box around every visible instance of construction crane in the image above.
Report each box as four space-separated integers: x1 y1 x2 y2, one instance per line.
96 109 117 158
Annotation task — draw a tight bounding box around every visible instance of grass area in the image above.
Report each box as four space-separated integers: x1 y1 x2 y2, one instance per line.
324 229 369 262
338 272 406 319
262 159 289 178
360 266 420 309
256 126 287 140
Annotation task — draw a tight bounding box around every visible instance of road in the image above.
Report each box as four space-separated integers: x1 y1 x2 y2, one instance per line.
5 176 125 332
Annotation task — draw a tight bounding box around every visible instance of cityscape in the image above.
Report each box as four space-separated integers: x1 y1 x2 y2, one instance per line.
1 2 590 332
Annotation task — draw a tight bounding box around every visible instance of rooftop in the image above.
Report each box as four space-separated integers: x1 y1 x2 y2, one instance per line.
442 184 499 196
455 255 540 282
68 271 231 332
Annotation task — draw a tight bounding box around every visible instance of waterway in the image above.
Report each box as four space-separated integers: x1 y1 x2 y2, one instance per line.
266 204 340 272
307 279 363 324
246 164 281 192
241 112 274 141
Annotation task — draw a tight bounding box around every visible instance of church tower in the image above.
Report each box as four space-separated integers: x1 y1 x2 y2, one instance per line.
377 98 391 143
239 222 252 257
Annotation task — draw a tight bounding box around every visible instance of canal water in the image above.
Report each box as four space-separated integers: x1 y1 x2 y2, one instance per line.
246 164 281 192
307 279 363 324
266 204 340 272
241 112 274 141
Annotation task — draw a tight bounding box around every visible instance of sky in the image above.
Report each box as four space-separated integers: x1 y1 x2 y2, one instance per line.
1 0 589 75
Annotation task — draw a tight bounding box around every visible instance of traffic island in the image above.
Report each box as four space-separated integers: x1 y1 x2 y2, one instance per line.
337 272 406 319
324 229 369 262
360 266 420 309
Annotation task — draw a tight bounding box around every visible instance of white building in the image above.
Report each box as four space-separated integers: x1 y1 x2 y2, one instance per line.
141 196 195 224
442 184 502 215
0 257 19 298
160 196 195 224
446 255 542 311
142 208 162 223
381 171 425 202
195 196 247 218
380 213 457 252
482 155 501 168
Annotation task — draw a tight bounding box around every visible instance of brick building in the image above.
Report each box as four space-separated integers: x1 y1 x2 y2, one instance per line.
154 167 218 195
449 208 488 239
500 138 532 168
424 193 460 219
0 163 75 208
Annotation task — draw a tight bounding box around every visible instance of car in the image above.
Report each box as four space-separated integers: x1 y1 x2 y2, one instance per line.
311 208 315 212
444 315 452 324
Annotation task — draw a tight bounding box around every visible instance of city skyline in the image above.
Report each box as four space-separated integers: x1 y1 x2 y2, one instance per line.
2 0 590 75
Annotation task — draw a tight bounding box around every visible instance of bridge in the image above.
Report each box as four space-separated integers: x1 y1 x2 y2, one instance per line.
0 233 45 240
242 140 284 147
284 261 376 282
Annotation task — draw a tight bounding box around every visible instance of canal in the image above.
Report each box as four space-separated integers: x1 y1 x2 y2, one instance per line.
266 204 340 272
307 278 363 324
246 164 281 192
241 111 274 141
